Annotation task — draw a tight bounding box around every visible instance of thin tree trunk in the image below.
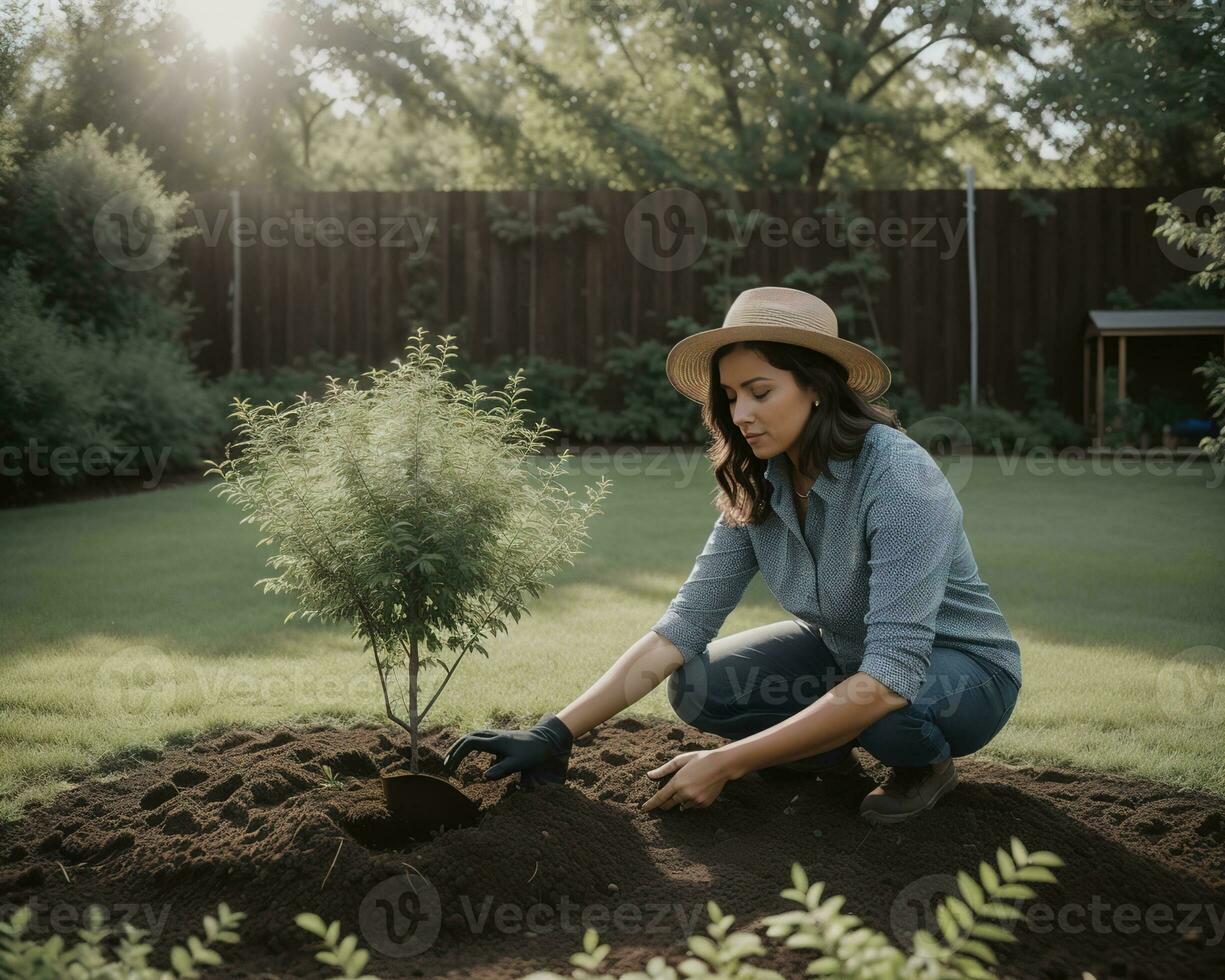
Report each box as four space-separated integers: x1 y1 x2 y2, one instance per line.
807 141 833 189
854 265 883 347
409 634 419 773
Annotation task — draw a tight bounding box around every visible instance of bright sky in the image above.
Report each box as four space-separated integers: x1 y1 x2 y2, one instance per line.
172 0 269 50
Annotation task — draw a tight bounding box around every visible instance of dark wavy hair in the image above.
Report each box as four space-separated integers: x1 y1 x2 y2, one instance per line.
700 340 904 526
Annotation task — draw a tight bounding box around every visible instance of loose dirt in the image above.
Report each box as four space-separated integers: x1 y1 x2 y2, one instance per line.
2 716 1222 979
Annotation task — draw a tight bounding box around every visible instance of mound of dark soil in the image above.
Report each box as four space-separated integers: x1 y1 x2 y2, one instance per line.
1 717 1223 979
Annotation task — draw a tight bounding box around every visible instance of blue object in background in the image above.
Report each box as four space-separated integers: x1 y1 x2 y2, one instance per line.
1168 417 1215 439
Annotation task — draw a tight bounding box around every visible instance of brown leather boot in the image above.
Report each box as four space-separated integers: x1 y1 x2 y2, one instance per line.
859 757 958 824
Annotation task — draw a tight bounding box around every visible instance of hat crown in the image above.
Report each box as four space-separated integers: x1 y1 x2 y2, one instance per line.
722 286 838 339
663 284 891 406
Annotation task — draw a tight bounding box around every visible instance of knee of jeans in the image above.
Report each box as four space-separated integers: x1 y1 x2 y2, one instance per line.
667 657 720 725
855 702 927 756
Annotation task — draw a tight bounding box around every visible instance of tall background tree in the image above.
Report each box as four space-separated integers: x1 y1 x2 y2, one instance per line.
0 0 37 187
283 0 1035 189
12 0 1220 193
996 0 1225 189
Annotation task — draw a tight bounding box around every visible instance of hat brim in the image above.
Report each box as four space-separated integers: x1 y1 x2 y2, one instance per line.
665 323 893 405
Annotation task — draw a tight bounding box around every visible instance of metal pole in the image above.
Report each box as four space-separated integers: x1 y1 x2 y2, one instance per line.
964 164 978 410
230 188 242 372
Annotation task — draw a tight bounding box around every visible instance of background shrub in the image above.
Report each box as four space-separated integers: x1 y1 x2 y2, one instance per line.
592 333 707 443
0 126 221 500
457 352 608 443
1193 353 1225 461
1 124 197 340
1017 346 1085 450
211 351 366 419
935 384 1045 454
0 258 115 493
91 330 226 473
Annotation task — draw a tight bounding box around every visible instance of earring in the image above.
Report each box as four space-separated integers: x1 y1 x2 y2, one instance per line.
813 400 820 407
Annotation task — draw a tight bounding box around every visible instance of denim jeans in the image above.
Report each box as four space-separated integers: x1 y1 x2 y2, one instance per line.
665 619 1020 769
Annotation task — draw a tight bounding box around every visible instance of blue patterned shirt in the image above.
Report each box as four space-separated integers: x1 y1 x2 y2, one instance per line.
651 423 1022 703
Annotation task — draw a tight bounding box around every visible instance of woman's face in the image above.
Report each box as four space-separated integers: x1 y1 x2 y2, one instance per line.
716 345 816 459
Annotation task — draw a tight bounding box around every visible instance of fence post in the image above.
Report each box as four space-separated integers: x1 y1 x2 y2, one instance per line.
230 188 242 373
964 164 979 411
529 186 537 358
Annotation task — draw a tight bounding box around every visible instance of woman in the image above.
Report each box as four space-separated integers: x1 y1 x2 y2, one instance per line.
443 286 1022 824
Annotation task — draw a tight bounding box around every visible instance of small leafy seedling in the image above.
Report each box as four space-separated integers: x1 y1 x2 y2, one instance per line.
318 764 345 790
295 913 379 979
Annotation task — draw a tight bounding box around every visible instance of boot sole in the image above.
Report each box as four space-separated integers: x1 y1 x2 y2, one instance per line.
859 764 959 825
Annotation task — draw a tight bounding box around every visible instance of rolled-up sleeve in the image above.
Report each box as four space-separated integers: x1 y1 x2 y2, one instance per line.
651 514 759 664
858 445 964 703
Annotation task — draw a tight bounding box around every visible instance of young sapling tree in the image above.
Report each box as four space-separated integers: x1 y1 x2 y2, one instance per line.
205 329 611 774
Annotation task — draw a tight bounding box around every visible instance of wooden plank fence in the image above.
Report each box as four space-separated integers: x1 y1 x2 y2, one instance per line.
176 187 1205 418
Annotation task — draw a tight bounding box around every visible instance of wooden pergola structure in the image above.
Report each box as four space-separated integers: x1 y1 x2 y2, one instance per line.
1084 310 1225 448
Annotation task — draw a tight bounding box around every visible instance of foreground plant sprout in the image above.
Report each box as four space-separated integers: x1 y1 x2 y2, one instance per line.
0 839 1087 978
205 328 611 772
521 837 1066 980
0 902 244 978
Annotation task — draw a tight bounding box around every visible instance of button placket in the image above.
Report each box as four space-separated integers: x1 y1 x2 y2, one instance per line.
805 493 823 625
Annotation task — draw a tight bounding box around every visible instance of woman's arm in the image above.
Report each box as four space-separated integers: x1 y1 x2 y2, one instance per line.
712 671 907 779
555 630 685 740
557 513 758 740
443 631 685 782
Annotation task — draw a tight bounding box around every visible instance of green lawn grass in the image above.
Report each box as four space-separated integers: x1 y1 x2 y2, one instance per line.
2 448 1223 820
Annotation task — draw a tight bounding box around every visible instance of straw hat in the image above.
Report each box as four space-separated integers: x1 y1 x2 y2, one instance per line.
664 286 892 405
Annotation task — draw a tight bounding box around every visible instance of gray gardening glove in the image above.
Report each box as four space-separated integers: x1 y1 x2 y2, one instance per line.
441 713 574 787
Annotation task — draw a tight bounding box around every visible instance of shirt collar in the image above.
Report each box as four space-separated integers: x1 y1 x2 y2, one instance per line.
764 449 858 505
